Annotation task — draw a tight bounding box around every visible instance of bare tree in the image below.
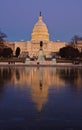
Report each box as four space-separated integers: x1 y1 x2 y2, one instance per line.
71 35 82 44
0 31 7 44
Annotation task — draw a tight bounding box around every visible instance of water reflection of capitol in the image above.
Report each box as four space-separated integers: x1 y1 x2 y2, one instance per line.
0 67 82 111
11 67 65 111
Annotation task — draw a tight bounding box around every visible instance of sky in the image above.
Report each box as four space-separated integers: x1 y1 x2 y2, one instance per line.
0 0 82 42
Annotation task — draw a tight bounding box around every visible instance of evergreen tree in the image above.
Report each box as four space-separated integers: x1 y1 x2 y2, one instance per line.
15 47 21 57
2 48 13 57
59 46 79 59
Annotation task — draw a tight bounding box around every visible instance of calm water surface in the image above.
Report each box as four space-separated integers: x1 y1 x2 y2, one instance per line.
0 67 82 130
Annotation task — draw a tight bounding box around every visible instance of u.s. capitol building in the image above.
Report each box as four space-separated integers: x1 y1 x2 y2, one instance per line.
6 13 67 57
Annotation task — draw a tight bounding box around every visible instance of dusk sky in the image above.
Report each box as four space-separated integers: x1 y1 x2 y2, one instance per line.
0 0 82 42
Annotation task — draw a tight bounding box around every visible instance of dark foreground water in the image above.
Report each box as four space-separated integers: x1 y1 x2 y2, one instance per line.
0 66 82 130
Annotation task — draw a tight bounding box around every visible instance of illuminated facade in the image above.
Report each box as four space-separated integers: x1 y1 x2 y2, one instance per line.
7 13 67 57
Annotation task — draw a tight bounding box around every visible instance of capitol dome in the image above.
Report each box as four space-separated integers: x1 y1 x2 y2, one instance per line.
31 13 49 43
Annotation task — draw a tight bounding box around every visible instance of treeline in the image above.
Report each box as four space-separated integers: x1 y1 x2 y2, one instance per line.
0 46 20 58
0 47 13 58
0 31 13 57
0 31 20 58
58 35 82 59
58 46 82 59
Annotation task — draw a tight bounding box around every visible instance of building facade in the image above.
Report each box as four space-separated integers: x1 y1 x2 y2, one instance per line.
7 13 68 57
72 41 82 52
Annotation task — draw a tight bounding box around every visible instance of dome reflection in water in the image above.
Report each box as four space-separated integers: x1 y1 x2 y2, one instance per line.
0 67 82 129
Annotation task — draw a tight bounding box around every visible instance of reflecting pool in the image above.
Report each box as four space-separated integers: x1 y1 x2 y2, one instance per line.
0 67 82 129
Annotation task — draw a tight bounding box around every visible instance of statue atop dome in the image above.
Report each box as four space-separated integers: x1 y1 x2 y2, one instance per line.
40 11 42 16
